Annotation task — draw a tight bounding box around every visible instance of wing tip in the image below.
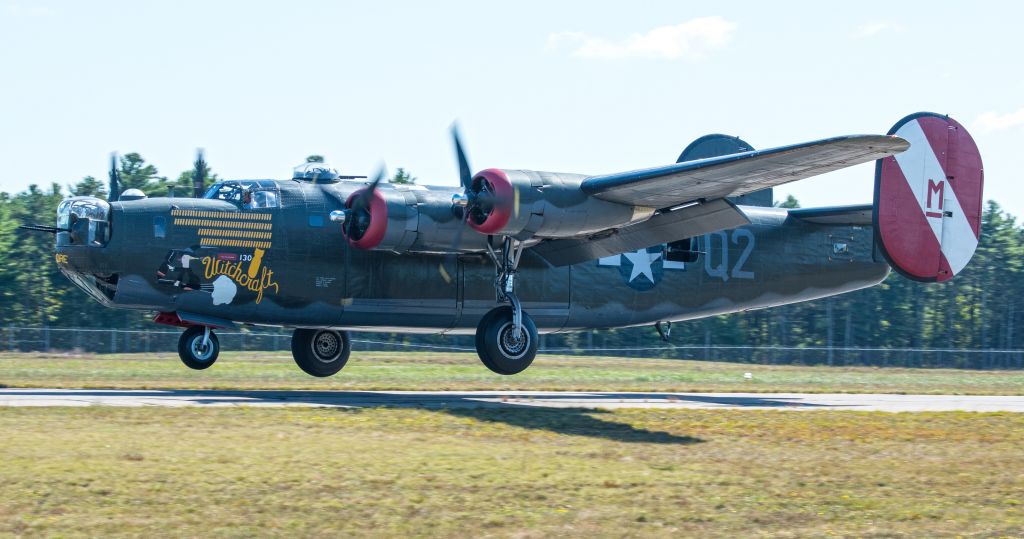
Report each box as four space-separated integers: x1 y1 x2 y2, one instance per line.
859 134 910 154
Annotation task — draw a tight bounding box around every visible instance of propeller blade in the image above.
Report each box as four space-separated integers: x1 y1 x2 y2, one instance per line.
451 124 473 192
352 166 387 211
346 165 387 239
366 166 386 195
108 153 120 202
439 210 470 284
193 149 207 198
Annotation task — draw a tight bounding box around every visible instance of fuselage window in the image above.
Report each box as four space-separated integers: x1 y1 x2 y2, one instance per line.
666 237 700 263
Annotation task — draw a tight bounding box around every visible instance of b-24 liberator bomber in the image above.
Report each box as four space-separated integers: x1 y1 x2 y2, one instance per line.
34 112 984 377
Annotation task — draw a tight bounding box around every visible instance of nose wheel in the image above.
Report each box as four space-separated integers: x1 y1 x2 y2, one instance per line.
178 326 220 370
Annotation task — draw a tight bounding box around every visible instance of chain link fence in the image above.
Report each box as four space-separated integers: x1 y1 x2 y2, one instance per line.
3 326 1024 370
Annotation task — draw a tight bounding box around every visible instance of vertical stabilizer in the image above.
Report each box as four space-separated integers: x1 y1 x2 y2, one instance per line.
874 112 984 282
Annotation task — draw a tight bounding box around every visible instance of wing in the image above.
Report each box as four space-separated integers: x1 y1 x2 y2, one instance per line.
530 198 749 267
787 204 873 226
581 135 908 208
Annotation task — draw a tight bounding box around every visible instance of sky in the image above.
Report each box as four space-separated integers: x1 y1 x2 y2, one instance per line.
1 1 1022 214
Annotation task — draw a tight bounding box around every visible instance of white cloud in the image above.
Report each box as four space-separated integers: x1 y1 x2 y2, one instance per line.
4 2 57 17
974 107 1024 132
852 20 905 38
547 16 737 61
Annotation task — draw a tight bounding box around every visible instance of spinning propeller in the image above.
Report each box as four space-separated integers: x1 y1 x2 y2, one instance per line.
108 153 120 202
336 126 520 285
339 167 388 249
439 126 518 282
449 125 514 232
192 149 207 198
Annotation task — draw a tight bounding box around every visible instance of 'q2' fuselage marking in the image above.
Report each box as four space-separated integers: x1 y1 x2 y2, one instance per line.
704 229 756 282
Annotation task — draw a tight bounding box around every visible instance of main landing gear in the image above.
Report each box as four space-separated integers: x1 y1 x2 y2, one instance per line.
291 329 351 377
475 237 540 375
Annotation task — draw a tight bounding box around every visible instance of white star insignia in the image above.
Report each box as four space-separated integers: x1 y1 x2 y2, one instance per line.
622 249 661 283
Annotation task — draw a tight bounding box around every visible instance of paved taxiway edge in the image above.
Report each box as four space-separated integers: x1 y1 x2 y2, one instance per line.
1 389 1023 412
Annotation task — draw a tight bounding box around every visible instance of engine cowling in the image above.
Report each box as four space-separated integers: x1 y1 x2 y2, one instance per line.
336 184 489 254
343 187 389 249
465 169 515 234
334 169 655 254
462 168 654 240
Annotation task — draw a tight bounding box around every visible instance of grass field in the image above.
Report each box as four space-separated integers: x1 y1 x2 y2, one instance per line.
1 406 1022 537
3 352 1024 537
2 351 1024 395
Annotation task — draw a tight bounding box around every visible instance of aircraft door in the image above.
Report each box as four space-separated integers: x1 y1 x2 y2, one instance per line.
341 250 457 330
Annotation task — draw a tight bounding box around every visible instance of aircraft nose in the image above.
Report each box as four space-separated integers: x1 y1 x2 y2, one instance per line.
54 195 121 304
57 196 111 248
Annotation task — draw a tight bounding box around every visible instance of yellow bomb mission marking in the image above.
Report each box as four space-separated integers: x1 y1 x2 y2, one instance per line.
201 248 279 304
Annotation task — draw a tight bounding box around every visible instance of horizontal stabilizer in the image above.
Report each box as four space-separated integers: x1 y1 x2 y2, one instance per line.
582 135 909 209
788 204 873 226
530 198 749 267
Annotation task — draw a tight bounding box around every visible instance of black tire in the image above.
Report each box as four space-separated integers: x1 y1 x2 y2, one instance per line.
475 306 538 375
178 326 219 370
474 308 502 372
291 329 351 377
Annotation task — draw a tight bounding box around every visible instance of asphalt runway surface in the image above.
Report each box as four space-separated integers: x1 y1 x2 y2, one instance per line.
1 389 1023 412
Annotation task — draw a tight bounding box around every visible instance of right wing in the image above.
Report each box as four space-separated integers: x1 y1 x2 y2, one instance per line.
527 135 906 266
529 198 749 267
787 204 873 226
581 135 908 209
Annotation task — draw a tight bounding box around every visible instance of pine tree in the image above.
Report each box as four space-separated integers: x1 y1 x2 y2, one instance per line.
390 168 416 185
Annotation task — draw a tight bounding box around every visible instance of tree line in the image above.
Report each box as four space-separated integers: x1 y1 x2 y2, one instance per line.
0 152 1020 368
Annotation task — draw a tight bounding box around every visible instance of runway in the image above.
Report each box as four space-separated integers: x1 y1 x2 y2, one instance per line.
1 389 1023 412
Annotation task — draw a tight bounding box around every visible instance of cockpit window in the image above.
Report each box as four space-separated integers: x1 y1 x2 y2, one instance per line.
204 181 278 210
204 182 244 204
245 190 278 209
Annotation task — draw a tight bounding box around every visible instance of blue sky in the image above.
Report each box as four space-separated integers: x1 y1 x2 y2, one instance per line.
2 1 1021 214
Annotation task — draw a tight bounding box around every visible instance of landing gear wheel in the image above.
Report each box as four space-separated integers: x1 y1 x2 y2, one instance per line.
291 329 351 377
475 306 539 375
178 326 219 370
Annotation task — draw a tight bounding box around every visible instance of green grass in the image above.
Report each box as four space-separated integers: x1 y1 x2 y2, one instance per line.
1 407 1022 537
2 351 1024 395
3 353 1023 536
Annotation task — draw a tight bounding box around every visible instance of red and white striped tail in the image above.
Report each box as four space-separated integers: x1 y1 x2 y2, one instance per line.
874 112 984 282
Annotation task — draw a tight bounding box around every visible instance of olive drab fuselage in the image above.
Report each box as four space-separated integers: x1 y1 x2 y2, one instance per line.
54 178 889 334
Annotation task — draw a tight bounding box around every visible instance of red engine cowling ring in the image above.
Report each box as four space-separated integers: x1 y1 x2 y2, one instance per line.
468 168 514 234
344 188 388 249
